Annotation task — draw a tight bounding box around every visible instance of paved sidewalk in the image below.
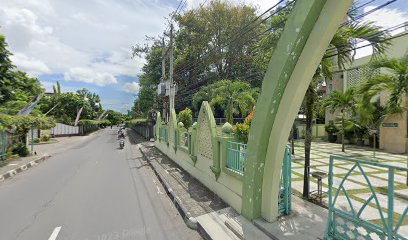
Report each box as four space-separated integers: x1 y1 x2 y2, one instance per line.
0 131 102 179
130 133 227 218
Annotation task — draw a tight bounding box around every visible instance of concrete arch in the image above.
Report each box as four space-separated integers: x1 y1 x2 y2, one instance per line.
241 0 352 222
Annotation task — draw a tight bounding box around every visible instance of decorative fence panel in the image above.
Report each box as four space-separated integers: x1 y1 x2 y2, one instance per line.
325 156 408 240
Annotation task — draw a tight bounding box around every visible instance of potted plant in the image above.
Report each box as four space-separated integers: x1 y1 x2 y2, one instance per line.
325 121 339 143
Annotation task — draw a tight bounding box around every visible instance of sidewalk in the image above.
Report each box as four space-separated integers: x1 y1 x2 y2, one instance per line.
0 130 102 181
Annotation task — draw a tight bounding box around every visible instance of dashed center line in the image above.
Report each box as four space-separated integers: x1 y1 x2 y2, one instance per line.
48 226 62 240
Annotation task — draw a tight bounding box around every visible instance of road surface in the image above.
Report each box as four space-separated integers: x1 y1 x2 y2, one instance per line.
0 128 201 240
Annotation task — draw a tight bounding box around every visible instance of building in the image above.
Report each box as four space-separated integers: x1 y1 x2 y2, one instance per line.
325 29 408 153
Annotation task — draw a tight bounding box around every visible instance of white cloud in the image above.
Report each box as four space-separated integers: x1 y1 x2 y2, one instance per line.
122 82 140 95
363 6 408 34
355 6 408 59
0 0 173 86
10 53 50 76
64 67 118 87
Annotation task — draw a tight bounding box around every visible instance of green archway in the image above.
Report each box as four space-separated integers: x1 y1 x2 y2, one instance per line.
241 0 353 221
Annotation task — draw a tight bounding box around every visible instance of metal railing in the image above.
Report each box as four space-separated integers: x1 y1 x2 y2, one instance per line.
226 141 247 175
325 156 408 240
159 127 167 141
279 146 292 215
179 131 189 151
226 141 292 215
1 130 6 161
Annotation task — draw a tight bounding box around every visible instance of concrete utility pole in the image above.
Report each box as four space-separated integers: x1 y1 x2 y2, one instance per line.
161 37 167 121
169 23 175 113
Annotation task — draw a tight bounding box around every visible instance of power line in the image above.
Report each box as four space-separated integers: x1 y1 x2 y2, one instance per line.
324 30 408 59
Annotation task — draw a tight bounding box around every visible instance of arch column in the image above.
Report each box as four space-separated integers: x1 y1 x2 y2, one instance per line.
241 0 352 222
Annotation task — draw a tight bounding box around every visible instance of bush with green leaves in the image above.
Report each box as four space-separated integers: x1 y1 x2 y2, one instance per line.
325 121 339 135
232 108 255 143
178 108 193 129
12 143 29 157
41 134 50 142
33 138 40 143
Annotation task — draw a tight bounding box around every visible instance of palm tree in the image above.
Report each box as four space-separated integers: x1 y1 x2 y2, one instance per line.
210 80 259 123
302 21 390 198
359 57 408 114
323 88 357 152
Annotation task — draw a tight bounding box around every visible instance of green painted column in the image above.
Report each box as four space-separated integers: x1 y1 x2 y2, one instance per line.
241 0 352 221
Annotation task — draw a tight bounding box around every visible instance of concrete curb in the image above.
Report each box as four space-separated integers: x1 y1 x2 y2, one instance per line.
0 154 51 182
139 146 198 230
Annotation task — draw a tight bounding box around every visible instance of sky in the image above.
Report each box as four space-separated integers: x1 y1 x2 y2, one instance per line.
0 0 407 113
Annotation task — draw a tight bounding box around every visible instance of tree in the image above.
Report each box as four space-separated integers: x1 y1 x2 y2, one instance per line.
192 80 259 123
174 1 262 109
359 57 408 114
323 88 357 152
105 110 124 125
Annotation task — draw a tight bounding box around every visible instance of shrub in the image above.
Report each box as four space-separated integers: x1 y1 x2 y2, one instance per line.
12 143 30 157
33 138 40 143
41 134 50 142
178 108 193 129
325 121 339 135
233 123 250 143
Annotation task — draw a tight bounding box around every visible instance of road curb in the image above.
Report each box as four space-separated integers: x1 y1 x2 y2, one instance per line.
139 146 198 230
0 154 51 182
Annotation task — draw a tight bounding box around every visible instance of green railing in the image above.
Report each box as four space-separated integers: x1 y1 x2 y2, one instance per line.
179 130 189 151
226 141 292 215
159 127 167 141
226 141 247 175
279 146 292 215
1 130 6 161
325 156 408 240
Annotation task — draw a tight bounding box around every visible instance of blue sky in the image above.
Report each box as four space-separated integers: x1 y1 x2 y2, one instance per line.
0 0 407 113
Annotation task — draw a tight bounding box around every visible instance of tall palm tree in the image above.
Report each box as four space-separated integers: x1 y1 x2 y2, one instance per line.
322 88 357 152
302 21 390 198
210 80 259 123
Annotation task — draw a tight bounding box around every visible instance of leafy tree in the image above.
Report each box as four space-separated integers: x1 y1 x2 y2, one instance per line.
105 110 124 125
178 108 193 128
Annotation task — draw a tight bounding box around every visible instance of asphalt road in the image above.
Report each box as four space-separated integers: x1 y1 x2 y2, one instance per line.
0 127 201 240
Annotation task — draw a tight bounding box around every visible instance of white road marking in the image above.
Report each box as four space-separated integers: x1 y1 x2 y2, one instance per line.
156 185 163 194
7 163 18 166
48 226 62 240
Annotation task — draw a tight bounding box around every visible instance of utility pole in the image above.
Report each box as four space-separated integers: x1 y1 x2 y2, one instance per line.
161 37 167 122
169 23 175 113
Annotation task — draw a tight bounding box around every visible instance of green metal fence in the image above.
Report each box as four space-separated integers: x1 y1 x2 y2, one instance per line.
279 146 292 215
226 141 292 215
226 141 247 175
159 127 167 141
325 156 408 240
179 130 189 151
1 130 6 161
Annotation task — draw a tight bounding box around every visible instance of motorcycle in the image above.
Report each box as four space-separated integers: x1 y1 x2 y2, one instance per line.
118 132 125 139
119 140 125 149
